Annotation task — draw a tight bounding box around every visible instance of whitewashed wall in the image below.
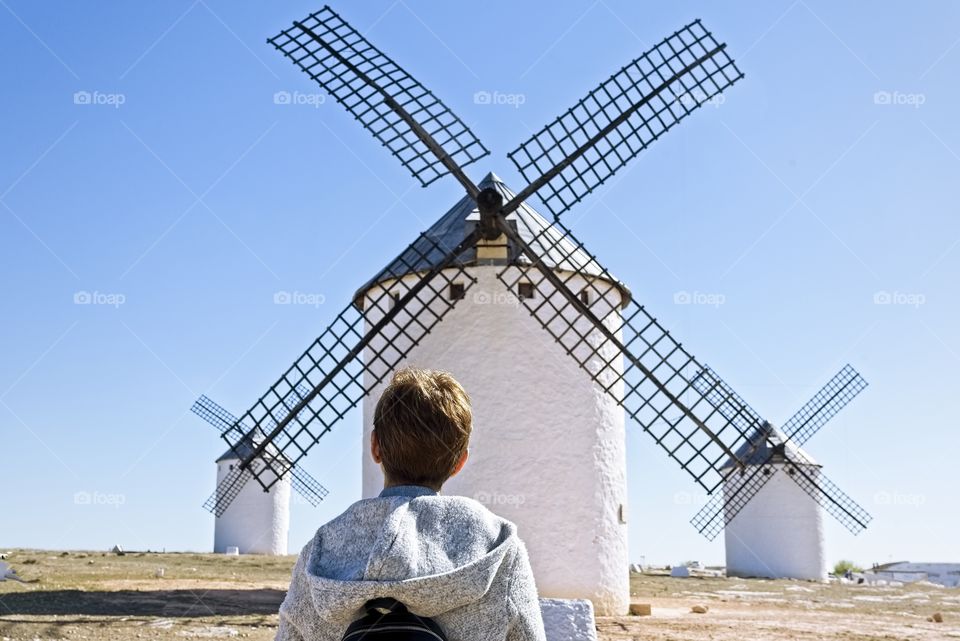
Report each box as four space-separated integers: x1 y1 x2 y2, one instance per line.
360 265 630 615
213 459 291 555
724 464 827 580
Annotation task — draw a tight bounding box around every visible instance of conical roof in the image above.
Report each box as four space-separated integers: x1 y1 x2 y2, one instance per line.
353 172 631 308
722 421 819 469
216 427 289 464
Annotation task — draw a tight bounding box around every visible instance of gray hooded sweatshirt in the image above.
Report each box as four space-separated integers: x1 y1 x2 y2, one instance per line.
276 485 547 641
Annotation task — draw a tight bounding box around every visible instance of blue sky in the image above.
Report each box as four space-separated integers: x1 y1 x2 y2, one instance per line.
1 0 957 567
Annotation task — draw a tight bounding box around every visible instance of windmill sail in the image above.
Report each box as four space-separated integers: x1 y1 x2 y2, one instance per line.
782 364 868 446
192 384 311 435
192 393 330 515
690 464 778 541
783 462 872 534
268 6 488 193
225 228 481 491
192 394 243 434
290 466 330 506
203 464 252 517
492 217 764 493
505 20 743 219
691 366 764 435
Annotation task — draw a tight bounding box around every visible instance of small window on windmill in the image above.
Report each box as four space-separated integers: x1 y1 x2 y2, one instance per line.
579 289 591 305
518 282 535 300
390 292 401 309
449 282 465 301
229 464 234 471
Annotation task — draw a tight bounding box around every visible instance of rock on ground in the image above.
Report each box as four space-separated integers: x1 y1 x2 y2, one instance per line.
540 598 598 641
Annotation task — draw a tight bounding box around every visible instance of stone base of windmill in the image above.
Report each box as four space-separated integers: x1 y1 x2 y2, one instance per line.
539 598 598 641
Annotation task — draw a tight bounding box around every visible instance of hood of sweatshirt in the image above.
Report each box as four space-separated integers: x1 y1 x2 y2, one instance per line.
300 486 520 624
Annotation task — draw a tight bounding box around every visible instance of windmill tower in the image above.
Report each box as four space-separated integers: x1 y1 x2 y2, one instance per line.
722 423 826 579
690 365 870 579
195 5 874 616
213 430 292 555
357 172 630 613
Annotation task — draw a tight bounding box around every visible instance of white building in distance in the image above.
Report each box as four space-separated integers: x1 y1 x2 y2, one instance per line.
868 562 960 587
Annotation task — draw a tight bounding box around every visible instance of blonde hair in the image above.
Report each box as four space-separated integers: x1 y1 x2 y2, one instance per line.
373 367 472 489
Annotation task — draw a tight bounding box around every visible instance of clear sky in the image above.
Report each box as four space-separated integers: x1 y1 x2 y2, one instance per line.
1 0 957 568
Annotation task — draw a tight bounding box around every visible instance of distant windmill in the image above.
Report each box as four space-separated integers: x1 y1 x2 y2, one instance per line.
190 388 328 555
691 365 870 579
193 6 872 613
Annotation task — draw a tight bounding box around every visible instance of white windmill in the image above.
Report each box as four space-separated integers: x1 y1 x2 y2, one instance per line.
191 395 329 555
356 172 630 612
691 365 870 580
196 6 873 615
212 430 291 555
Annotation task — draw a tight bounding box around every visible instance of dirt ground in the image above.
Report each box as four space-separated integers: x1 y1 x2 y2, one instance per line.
1 550 957 640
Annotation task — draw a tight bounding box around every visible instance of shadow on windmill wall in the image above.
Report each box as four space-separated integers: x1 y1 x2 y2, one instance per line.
0 588 286 616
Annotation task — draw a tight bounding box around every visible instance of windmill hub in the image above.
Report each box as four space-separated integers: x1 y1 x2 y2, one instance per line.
476 186 504 240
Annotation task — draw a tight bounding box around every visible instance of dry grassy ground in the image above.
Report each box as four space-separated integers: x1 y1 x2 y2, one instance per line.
610 572 959 640
1 550 957 640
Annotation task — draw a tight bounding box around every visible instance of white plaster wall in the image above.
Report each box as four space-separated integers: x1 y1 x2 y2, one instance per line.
360 265 630 615
724 465 827 580
213 460 291 555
